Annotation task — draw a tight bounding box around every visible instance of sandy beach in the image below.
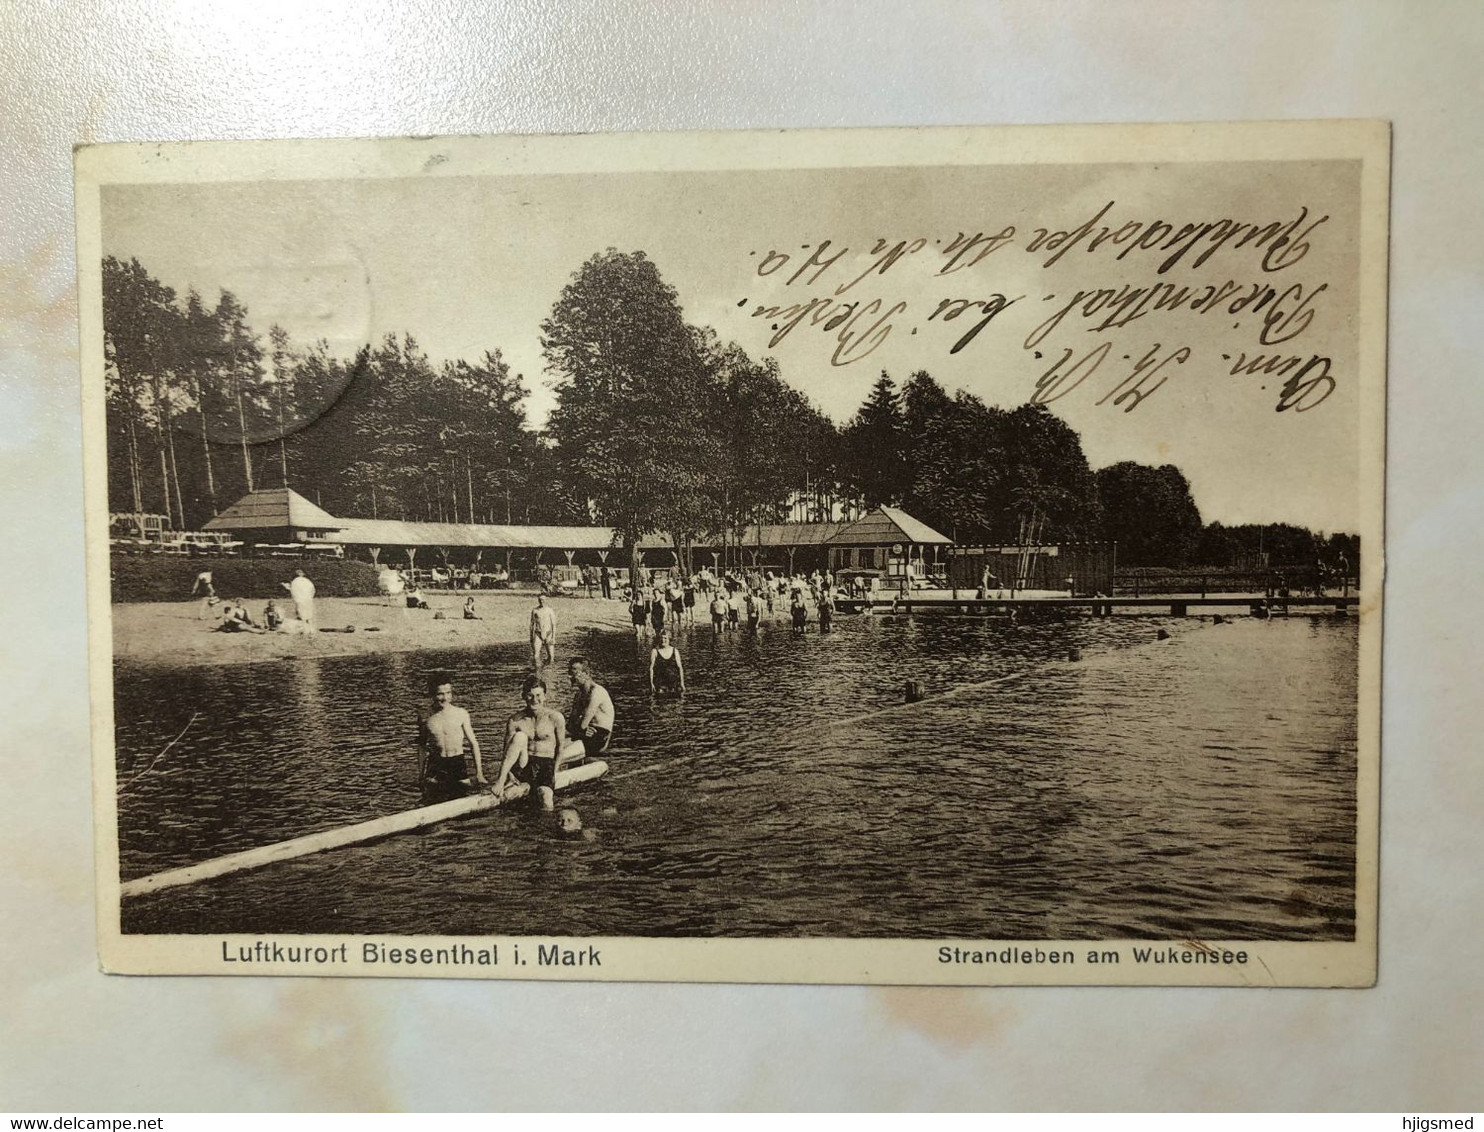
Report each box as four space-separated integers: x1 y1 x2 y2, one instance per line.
111 590 634 667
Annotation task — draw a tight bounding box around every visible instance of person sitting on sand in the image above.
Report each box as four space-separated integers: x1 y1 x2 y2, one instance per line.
493 674 566 810
406 586 430 610
216 600 264 633
648 629 686 695
263 599 283 631
418 675 486 800
562 656 614 760
463 596 479 620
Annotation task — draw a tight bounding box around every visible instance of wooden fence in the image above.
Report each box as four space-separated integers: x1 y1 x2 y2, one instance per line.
946 542 1116 595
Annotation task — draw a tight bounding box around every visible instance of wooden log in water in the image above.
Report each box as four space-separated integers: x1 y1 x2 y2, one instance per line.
121 760 608 898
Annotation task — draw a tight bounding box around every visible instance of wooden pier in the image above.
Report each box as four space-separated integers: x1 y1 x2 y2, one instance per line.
846 593 1360 617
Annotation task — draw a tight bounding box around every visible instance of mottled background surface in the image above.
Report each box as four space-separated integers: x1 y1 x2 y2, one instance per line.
3 0 1481 1112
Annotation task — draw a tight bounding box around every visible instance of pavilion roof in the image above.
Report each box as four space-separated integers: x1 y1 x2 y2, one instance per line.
203 488 343 531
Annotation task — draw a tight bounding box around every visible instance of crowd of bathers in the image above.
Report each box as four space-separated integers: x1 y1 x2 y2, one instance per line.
626 566 850 640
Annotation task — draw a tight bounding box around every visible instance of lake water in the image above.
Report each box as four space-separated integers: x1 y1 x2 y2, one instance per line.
116 610 1357 940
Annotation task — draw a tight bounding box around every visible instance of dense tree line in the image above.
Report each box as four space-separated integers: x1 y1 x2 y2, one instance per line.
102 256 575 532
102 251 1357 571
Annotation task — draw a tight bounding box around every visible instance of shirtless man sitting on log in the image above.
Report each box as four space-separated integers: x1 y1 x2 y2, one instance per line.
493 674 566 810
563 657 614 761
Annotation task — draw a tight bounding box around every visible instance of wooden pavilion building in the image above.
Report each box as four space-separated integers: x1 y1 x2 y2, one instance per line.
201 489 953 583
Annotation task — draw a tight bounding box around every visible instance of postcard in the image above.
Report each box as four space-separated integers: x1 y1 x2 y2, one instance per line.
76 121 1387 984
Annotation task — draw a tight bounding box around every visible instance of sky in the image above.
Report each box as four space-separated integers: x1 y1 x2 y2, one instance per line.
101 155 1363 532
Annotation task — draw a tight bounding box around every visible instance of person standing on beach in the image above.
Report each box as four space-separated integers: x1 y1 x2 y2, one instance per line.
282 569 316 625
600 565 612 600
191 568 216 618
530 593 557 669
493 674 566 810
419 676 486 799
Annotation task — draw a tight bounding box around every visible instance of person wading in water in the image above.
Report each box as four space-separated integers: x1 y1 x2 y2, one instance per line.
649 628 686 696
418 675 486 801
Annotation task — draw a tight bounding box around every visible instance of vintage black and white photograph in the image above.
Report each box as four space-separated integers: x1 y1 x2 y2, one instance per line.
77 124 1385 984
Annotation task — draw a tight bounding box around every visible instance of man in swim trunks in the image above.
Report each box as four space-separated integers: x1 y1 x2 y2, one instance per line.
562 656 614 760
709 592 727 636
419 676 486 800
494 674 567 810
744 588 761 634
530 593 557 669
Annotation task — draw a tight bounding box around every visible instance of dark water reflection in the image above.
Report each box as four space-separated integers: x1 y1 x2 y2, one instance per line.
118 612 1357 940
